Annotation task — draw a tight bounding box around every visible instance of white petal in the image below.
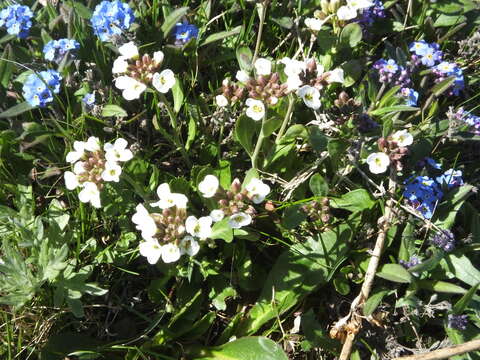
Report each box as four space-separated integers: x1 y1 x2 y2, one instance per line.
64 171 79 190
161 243 181 263
118 42 138 59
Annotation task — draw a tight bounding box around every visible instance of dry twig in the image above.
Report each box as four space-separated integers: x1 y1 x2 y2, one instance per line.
393 339 480 360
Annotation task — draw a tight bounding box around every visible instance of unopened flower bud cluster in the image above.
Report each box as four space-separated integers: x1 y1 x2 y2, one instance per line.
64 137 133 208
112 42 175 100
301 198 332 225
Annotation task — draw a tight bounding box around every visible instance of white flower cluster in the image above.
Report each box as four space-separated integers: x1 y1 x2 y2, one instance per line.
112 42 175 100
198 174 270 229
367 130 413 174
132 183 213 264
337 0 374 21
280 57 344 110
64 137 133 207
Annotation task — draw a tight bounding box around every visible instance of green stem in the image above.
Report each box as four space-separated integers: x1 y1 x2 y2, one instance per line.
158 93 192 167
251 113 267 170
275 95 295 143
252 1 269 64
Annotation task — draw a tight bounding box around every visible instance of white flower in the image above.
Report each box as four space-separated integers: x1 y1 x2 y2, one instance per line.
179 235 200 256
297 85 321 110
280 57 306 78
85 136 101 152
210 209 225 222
286 75 303 91
216 94 229 107
64 171 80 190
366 152 390 174
391 130 413 147
66 141 86 163
73 161 86 174
152 69 175 93
245 98 265 121
198 174 219 198
228 212 252 229
104 138 133 163
327 68 345 84
246 178 270 204
139 239 163 264
112 56 129 74
115 76 147 100
153 51 164 65
254 58 272 76
101 161 122 182
236 70 251 83
337 5 358 20
186 215 213 240
118 42 138 59
78 181 101 208
151 183 188 209
304 17 325 31
347 0 374 10
161 243 181 263
132 204 157 241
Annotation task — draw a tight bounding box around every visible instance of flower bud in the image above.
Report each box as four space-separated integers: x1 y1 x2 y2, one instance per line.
231 178 242 193
162 208 171 217
265 200 275 212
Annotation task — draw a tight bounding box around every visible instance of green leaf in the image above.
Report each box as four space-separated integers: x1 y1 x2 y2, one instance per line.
408 250 444 273
186 115 197 150
262 114 282 137
453 283 479 314
0 102 34 118
200 26 242 47
195 336 288 360
271 16 293 29
309 127 328 151
376 264 412 283
309 174 329 197
417 280 467 294
363 289 390 316
339 23 362 48
0 44 14 88
433 184 473 229
236 226 351 335
281 204 307 229
378 85 401 108
431 76 456 96
330 189 375 213
234 115 257 156
369 105 419 116
211 218 233 243
433 14 466 27
161 7 189 37
446 254 480 287
71 1 93 19
172 78 184 113
101 104 127 117
236 46 253 72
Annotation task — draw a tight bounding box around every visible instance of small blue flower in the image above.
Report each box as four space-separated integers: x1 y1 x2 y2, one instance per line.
383 59 398 73
401 87 418 106
82 93 95 106
22 70 62 108
43 38 80 63
409 40 429 56
0 4 33 39
436 169 464 189
173 22 199 44
420 47 442 67
90 0 135 42
424 157 442 170
403 176 443 219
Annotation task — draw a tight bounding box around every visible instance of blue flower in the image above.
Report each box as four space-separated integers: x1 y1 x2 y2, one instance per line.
173 22 198 44
22 70 62 108
436 169 464 189
82 93 95 106
433 62 464 96
90 0 135 42
403 176 443 219
0 4 33 39
424 157 442 170
401 87 418 106
43 38 80 63
409 40 430 56
420 47 442 67
383 59 398 73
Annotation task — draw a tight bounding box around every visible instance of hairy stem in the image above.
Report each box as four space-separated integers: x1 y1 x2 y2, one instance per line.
338 171 397 360
251 113 267 169
275 95 295 144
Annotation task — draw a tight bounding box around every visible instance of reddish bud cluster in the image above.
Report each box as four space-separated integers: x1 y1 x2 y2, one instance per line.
378 136 409 171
